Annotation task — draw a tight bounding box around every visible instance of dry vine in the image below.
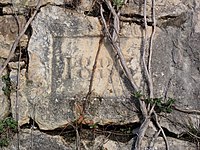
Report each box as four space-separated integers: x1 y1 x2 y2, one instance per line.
98 0 169 149
87 36 104 98
0 0 41 149
173 106 200 115
10 1 21 149
1 0 199 149
0 0 42 76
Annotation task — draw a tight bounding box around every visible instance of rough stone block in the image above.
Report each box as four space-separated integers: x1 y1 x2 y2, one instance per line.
0 129 71 150
0 15 28 59
16 5 143 130
0 60 10 120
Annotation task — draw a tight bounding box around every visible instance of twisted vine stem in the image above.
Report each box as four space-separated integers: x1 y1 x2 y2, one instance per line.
99 0 168 149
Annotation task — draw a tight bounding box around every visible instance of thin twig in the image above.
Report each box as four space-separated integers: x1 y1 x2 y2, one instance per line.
0 0 41 76
153 111 169 150
187 131 200 140
101 1 139 92
75 128 81 150
135 0 157 149
135 117 150 150
110 1 148 118
173 106 200 115
148 129 161 149
142 0 150 113
87 36 104 97
134 104 155 150
81 140 90 150
11 1 21 149
134 1 150 149
142 0 153 101
102 0 148 117
93 133 111 150
85 0 98 16
148 0 156 74
100 1 161 150
16 32 21 150
147 0 156 99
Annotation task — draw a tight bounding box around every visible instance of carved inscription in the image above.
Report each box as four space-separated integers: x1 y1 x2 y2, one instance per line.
63 56 112 80
79 57 91 79
66 56 71 79
51 37 141 96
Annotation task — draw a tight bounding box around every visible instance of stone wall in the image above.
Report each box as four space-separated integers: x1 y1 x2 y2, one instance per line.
0 0 199 149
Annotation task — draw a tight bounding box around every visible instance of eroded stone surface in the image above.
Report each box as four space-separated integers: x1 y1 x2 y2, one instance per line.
82 135 197 150
13 5 143 130
0 129 71 150
121 0 188 18
141 137 196 150
0 129 197 150
9 69 30 125
1 0 93 14
0 0 200 149
0 60 10 120
0 15 28 59
152 6 200 134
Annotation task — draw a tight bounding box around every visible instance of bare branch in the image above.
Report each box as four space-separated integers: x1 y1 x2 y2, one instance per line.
173 106 200 115
187 131 200 140
134 117 150 150
135 0 157 149
0 0 42 76
148 0 156 74
75 128 81 150
101 1 139 92
142 0 153 99
87 36 104 97
81 140 90 150
11 1 21 149
148 129 161 149
102 0 148 119
153 111 169 150
147 0 156 99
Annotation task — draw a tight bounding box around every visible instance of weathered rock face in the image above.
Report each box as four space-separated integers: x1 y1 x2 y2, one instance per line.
0 129 196 150
0 129 72 150
14 5 143 130
0 15 27 59
0 60 10 120
151 3 200 134
122 0 200 135
0 0 200 149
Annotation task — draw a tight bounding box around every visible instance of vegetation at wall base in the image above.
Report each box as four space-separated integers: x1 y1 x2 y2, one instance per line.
1 74 11 98
0 117 18 147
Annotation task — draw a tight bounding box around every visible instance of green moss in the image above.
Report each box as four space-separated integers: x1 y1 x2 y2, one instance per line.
145 97 176 113
132 91 176 113
1 74 11 97
113 0 124 7
0 117 18 147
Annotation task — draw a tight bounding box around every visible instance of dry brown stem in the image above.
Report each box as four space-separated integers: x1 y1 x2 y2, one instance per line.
10 1 21 149
135 0 155 149
87 36 104 97
153 111 169 150
173 106 200 115
0 0 42 76
99 1 154 149
101 1 139 92
148 129 161 149
134 0 168 149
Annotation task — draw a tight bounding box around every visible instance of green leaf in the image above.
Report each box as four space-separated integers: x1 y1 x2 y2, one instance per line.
165 108 172 113
113 0 124 7
0 138 9 147
133 91 143 99
0 123 5 133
